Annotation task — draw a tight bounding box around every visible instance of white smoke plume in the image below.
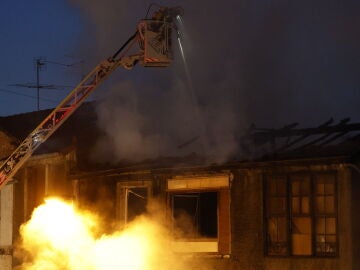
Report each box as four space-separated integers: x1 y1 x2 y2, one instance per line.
67 0 360 163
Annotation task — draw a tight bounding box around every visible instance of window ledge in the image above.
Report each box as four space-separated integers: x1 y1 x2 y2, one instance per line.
171 240 218 253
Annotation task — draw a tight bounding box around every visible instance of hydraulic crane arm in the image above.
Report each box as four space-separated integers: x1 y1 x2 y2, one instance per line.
0 6 183 190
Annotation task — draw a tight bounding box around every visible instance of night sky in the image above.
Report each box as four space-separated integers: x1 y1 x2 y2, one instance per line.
0 0 84 115
1 0 360 161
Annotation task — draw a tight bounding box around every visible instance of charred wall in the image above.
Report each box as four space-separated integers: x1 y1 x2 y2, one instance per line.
71 161 356 270
230 169 264 269
12 152 74 247
351 164 360 269
227 163 353 270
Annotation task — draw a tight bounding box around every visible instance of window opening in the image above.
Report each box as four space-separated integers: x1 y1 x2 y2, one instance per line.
126 187 148 223
171 192 217 238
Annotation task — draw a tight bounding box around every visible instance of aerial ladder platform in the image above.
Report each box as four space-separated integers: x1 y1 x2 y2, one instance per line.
0 6 183 190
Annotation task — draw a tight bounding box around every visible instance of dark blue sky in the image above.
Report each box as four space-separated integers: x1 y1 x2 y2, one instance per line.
0 0 83 115
1 0 360 127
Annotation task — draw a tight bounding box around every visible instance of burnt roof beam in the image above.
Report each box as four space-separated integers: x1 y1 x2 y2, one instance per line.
251 121 360 145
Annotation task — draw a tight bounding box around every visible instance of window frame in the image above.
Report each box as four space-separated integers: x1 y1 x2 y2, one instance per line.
169 190 219 239
264 174 290 256
264 172 338 257
116 181 152 226
312 173 338 257
167 175 231 255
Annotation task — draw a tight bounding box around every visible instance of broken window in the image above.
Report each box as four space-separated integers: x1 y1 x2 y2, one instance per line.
171 192 218 238
265 173 337 257
116 181 151 226
167 175 230 254
126 187 148 223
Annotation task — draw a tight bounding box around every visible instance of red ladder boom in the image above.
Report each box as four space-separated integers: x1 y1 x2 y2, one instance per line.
0 6 182 189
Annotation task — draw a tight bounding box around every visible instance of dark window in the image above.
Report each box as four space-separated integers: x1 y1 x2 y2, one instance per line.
265 173 337 257
171 192 218 238
127 187 148 223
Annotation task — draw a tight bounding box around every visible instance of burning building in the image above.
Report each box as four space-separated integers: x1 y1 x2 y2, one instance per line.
0 103 360 270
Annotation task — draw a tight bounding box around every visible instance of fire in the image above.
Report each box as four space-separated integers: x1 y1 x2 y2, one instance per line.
16 198 187 270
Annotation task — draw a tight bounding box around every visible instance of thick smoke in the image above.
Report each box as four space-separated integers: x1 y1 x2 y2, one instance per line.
93 79 239 162
67 0 360 163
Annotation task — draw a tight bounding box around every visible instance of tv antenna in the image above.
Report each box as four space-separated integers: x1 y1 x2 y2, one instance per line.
9 57 80 111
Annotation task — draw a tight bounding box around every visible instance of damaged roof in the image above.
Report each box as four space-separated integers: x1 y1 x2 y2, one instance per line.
1 104 360 171
240 118 360 162
0 102 100 159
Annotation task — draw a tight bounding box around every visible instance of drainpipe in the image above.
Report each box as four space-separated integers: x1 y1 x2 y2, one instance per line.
340 162 360 269
340 163 360 175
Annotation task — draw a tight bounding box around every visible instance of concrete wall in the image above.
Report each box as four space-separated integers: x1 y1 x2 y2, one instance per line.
0 131 16 270
0 184 13 270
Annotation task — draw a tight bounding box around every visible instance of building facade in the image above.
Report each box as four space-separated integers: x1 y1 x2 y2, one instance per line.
70 157 358 270
1 109 360 270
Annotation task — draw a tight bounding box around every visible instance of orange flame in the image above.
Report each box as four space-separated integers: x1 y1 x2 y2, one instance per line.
16 197 189 270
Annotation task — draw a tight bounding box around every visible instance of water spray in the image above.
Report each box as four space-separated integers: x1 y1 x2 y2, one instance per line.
176 15 186 63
